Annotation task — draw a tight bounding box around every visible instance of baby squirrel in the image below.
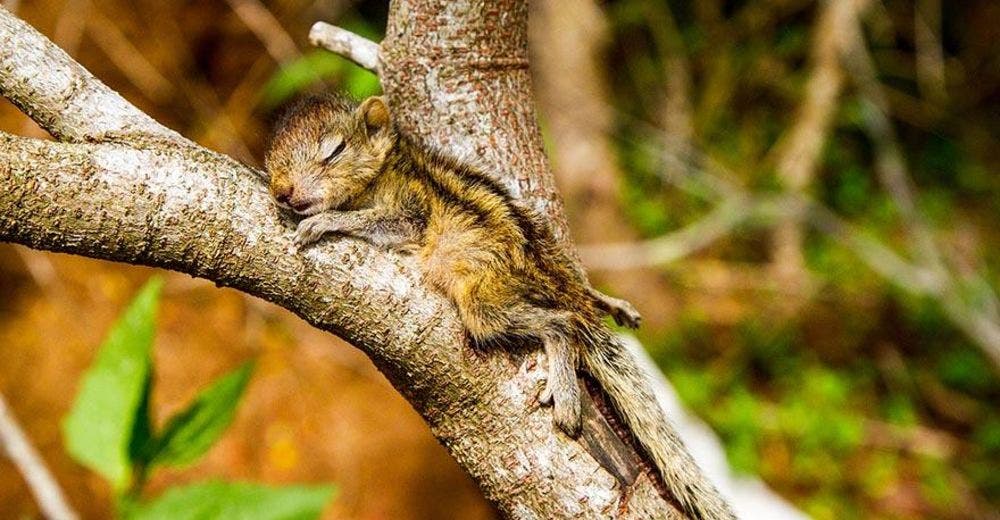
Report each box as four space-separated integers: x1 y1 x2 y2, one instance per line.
265 94 736 520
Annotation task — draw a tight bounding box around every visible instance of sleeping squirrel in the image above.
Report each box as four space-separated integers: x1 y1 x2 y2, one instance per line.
265 94 736 520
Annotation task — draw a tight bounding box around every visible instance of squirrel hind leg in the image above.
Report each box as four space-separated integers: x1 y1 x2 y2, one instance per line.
456 292 584 437
514 308 582 437
539 329 581 437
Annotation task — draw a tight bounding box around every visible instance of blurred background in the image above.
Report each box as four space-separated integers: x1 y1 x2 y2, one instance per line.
0 0 997 519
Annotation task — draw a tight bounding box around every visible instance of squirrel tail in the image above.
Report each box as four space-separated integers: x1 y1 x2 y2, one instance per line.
579 326 737 520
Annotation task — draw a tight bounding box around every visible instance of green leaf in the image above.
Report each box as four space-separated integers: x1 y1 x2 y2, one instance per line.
126 480 335 520
145 362 255 468
63 277 163 491
128 372 156 467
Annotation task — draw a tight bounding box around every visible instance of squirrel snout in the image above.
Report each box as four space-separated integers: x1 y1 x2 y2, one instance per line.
272 184 294 205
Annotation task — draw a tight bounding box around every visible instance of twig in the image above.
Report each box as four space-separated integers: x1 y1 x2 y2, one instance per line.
0 394 78 520
841 15 949 283
578 187 940 297
669 260 827 301
644 3 694 142
13 245 68 301
51 0 88 56
804 202 942 292
309 21 380 73
0 6 179 142
579 196 790 270
194 53 273 164
18 0 88 138
141 8 255 162
840 11 1000 366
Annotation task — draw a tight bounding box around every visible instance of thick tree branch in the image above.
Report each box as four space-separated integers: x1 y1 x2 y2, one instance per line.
0 5 694 518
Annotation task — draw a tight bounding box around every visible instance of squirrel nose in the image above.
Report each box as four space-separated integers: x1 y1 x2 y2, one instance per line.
273 185 293 205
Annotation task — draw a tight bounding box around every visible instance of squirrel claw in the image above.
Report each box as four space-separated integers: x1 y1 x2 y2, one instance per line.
614 305 642 329
608 298 642 329
538 377 582 436
538 382 581 436
591 290 642 329
294 214 334 248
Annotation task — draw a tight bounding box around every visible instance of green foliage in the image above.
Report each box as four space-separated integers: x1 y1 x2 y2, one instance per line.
261 16 382 108
606 1 1000 513
63 278 334 519
970 418 1000 498
656 302 1000 518
713 387 762 474
63 277 162 491
260 51 381 109
936 349 993 394
124 481 335 520
144 361 255 468
261 51 341 108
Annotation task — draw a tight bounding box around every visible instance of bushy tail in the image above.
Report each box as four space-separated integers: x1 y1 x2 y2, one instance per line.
580 327 737 520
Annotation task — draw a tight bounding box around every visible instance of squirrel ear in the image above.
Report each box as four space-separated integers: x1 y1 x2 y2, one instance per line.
358 96 389 135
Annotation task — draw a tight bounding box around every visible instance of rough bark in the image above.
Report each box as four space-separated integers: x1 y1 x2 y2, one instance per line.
0 4 689 518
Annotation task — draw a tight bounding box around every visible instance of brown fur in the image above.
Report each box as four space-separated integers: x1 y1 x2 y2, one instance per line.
265 94 736 520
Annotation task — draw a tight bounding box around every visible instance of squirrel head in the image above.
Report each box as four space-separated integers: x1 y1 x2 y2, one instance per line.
265 94 395 215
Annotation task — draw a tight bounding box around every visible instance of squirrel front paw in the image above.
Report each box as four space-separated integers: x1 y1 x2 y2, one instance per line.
294 214 338 248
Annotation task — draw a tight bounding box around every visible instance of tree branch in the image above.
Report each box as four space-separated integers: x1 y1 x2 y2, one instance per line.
0 5 694 518
309 22 380 73
0 125 675 519
579 197 760 270
228 0 301 65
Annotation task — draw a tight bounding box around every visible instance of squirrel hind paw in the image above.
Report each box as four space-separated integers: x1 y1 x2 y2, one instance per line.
538 380 582 437
553 398 582 437
611 301 642 329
